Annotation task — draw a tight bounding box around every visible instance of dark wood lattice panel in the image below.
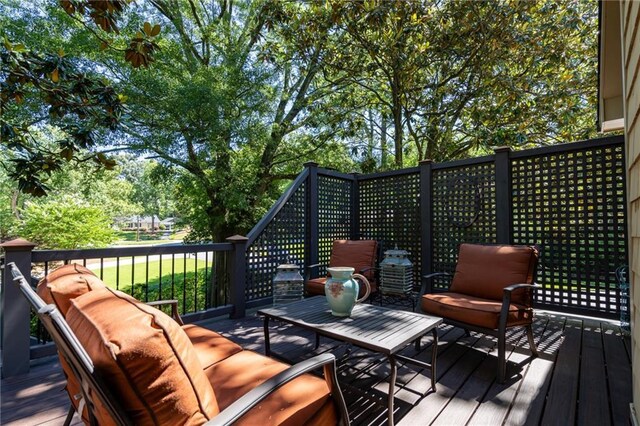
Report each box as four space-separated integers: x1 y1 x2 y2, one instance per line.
245 183 308 301
431 162 497 290
512 145 627 317
359 173 421 288
317 175 353 276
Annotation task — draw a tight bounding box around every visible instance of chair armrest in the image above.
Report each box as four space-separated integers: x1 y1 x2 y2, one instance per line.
305 263 324 281
358 266 377 275
420 272 453 295
205 353 346 426
503 283 541 293
146 300 184 325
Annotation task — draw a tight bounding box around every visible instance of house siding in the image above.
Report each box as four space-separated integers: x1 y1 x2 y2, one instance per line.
622 0 640 418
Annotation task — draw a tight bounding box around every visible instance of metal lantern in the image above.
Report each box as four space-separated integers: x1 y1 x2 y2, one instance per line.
272 264 304 306
379 248 414 295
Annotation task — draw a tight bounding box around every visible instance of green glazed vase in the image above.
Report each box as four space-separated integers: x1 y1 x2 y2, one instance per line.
325 267 371 317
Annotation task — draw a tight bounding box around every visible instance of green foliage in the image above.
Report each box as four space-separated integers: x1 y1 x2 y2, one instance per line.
1 0 600 244
19 197 116 248
0 37 124 195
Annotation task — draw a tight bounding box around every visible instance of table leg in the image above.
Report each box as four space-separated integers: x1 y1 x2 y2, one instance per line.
431 328 438 392
263 316 271 356
387 355 397 425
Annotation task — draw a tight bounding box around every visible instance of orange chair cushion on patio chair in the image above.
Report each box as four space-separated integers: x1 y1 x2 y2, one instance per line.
449 244 538 305
36 263 106 315
66 288 220 425
181 324 243 369
204 350 336 426
307 239 378 297
421 292 533 330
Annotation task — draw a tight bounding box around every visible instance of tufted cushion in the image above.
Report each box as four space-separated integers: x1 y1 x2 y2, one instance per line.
421 292 533 330
66 288 219 425
37 263 105 316
449 244 538 305
204 350 335 425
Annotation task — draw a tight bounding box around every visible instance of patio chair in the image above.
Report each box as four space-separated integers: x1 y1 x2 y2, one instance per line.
419 243 540 383
11 262 349 425
305 239 379 299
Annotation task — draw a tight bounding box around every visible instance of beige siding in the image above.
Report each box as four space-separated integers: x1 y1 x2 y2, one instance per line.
624 0 640 418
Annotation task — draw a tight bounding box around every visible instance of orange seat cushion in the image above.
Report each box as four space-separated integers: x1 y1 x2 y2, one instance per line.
306 276 377 298
66 288 219 424
204 350 336 425
449 244 538 305
421 292 533 330
181 324 243 369
37 264 105 316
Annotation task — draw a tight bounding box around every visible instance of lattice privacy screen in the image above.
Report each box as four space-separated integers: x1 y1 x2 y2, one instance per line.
245 182 308 301
431 162 497 290
317 176 353 277
512 144 627 316
359 171 422 288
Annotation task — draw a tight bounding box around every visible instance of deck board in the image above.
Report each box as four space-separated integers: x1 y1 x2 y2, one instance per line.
1 310 632 426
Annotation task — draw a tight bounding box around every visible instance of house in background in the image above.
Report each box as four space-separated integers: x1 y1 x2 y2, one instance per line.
116 215 162 231
598 0 640 421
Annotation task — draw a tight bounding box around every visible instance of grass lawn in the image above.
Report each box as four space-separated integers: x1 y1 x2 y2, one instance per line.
113 230 187 245
93 257 220 313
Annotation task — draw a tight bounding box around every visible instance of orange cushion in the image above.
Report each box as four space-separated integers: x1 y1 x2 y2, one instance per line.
37 264 105 316
182 324 243 369
306 277 377 298
204 350 334 425
330 240 378 281
66 288 219 424
421 292 532 330
449 244 538 305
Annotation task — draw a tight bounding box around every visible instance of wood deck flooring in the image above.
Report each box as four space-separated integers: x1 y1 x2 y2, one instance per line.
0 309 632 426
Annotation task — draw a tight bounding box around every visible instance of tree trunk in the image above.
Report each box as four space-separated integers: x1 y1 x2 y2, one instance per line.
391 71 403 168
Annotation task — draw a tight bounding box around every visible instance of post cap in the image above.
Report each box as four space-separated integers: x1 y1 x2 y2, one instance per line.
0 238 37 251
226 235 249 243
493 146 512 153
303 161 319 168
419 159 434 165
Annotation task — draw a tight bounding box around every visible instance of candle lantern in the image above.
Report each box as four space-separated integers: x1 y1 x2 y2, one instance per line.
272 264 304 306
379 248 414 295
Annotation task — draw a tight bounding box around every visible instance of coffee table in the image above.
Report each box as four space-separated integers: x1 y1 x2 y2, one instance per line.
257 297 442 425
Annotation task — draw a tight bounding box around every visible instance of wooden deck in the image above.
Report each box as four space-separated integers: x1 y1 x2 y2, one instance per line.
1 309 632 425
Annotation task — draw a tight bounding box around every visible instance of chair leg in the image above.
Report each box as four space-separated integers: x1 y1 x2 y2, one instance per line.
497 333 506 384
526 324 539 357
464 328 471 337
63 404 75 426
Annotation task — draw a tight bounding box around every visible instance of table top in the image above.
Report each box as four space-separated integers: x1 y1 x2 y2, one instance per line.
258 297 442 355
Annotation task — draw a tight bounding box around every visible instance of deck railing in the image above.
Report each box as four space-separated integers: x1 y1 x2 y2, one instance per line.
0 134 628 378
242 135 628 319
0 236 248 377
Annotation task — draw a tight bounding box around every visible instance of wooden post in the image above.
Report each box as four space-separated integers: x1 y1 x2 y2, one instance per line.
226 235 248 319
494 146 513 244
351 172 360 240
305 162 319 269
1 238 36 377
420 160 434 294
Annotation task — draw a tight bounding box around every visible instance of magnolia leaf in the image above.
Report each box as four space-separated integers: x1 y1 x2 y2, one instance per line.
51 68 59 83
143 22 152 35
151 24 161 36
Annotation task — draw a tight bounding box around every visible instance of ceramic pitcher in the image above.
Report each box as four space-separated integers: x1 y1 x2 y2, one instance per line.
325 267 371 317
